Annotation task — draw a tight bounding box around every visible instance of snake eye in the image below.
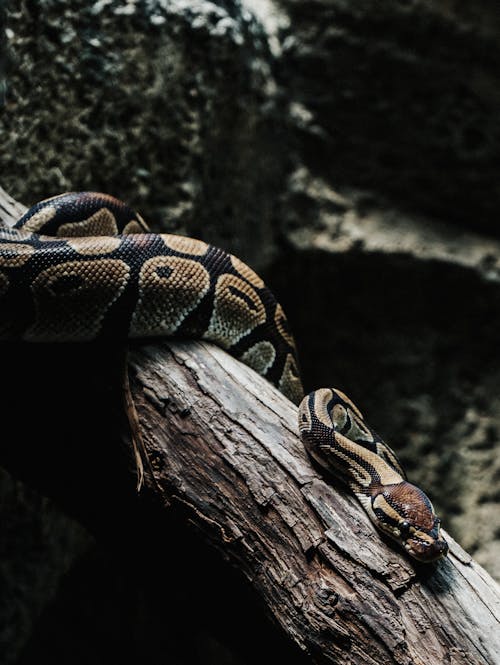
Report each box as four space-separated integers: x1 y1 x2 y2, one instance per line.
399 520 411 536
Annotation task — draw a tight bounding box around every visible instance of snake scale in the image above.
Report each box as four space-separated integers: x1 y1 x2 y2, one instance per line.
0 192 448 562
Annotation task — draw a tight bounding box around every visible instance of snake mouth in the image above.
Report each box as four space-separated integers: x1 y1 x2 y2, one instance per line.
404 536 449 562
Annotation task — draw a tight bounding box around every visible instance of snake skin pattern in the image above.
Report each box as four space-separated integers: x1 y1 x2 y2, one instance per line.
0 192 448 562
299 389 448 561
0 192 303 404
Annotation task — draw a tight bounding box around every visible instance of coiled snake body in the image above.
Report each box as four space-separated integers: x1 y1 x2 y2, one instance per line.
0 192 448 562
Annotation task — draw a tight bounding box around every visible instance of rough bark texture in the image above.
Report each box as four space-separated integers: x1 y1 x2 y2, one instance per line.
2 0 500 662
128 339 500 665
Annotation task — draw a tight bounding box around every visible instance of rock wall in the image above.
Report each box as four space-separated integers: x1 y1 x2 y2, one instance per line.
280 0 500 231
2 0 284 264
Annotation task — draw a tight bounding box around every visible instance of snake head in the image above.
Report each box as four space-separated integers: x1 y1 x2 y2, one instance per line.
370 481 448 562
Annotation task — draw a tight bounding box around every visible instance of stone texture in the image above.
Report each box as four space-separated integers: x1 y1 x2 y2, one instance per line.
2 0 500 662
2 0 283 264
279 0 500 233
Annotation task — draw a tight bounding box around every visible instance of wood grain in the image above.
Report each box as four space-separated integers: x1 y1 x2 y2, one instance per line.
126 340 500 664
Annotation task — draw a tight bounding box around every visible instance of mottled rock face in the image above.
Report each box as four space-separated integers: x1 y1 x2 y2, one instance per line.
2 0 500 662
4 1 500 240
1 0 284 265
280 0 500 233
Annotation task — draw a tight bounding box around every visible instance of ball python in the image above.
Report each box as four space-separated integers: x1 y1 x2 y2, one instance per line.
0 191 448 562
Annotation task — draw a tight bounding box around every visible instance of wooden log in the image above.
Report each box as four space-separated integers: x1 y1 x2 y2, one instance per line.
127 341 500 664
1 188 500 664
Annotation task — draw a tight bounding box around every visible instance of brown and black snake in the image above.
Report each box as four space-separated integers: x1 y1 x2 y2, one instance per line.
0 192 448 562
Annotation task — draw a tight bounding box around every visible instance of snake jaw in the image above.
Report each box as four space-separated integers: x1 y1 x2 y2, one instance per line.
403 531 449 562
371 482 448 562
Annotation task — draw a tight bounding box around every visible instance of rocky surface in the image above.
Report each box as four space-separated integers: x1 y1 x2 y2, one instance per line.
2 0 284 265
2 0 500 663
279 0 500 232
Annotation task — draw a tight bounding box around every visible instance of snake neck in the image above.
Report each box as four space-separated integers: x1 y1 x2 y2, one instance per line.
303 426 404 493
303 425 448 561
298 388 448 561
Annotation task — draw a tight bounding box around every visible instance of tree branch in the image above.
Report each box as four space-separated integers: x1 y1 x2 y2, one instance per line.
127 340 500 664
1 188 500 664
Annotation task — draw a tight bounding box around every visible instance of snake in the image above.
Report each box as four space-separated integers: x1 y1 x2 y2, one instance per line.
0 191 448 562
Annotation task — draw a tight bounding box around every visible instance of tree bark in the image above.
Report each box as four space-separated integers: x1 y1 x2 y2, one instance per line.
1 188 500 664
